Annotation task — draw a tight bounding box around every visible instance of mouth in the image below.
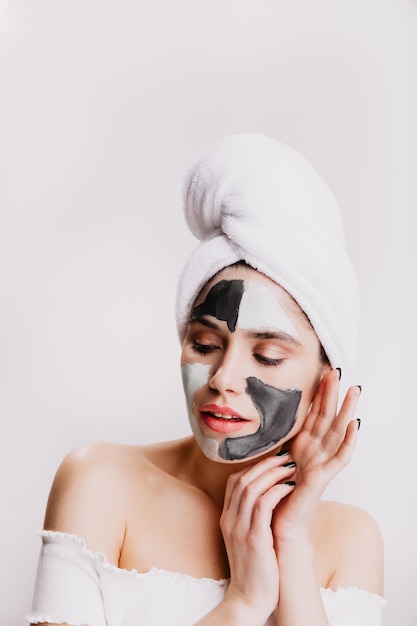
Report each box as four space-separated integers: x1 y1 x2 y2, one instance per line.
199 404 251 434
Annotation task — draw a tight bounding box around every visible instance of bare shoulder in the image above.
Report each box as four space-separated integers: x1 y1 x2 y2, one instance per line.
318 500 382 536
43 442 148 564
316 500 384 595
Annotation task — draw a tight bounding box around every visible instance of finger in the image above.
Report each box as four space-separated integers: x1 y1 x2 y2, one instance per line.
223 453 291 512
250 482 296 535
321 385 361 453
301 375 327 434
322 418 359 477
304 369 340 439
225 462 297 525
223 461 297 529
336 384 361 424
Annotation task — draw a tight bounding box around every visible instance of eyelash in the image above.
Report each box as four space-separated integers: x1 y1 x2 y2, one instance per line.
192 342 284 367
192 341 217 354
255 354 285 367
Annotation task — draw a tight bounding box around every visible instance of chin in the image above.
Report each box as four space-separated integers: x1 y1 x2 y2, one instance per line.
196 432 286 464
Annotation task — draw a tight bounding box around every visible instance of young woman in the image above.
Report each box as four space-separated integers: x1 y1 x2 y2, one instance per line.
27 133 385 626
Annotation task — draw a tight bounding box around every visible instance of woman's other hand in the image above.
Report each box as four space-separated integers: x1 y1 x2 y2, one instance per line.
272 369 361 545
219 454 296 622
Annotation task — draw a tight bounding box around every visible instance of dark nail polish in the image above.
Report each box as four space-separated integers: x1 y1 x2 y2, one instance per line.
283 461 296 468
356 385 362 394
336 367 342 380
285 481 296 486
276 449 289 457
357 418 361 430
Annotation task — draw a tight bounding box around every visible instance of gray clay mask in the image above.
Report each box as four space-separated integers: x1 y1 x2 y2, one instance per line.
191 279 244 332
219 376 301 460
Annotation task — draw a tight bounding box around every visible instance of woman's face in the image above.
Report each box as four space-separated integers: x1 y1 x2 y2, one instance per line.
180 265 329 463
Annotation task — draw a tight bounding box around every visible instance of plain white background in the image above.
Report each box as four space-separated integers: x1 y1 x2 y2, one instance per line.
0 1 416 624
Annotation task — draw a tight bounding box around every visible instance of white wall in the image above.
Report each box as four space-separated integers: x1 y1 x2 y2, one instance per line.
0 1 416 624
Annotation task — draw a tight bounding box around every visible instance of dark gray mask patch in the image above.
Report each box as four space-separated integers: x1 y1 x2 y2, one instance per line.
218 377 301 461
191 280 244 332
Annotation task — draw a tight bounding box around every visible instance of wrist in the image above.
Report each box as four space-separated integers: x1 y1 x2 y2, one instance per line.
221 593 272 626
276 532 315 559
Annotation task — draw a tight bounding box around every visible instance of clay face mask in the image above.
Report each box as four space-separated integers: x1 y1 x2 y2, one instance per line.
182 278 302 462
191 279 244 332
219 377 301 460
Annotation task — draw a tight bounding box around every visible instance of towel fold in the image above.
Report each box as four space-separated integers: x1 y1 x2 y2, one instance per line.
176 133 360 376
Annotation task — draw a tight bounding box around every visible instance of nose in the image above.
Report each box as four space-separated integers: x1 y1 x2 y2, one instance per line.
208 343 246 395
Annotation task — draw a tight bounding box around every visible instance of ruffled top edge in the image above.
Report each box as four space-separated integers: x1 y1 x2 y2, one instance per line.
38 530 387 604
38 530 229 586
320 585 387 608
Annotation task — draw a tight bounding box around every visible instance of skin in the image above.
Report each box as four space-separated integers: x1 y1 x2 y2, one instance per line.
35 265 384 626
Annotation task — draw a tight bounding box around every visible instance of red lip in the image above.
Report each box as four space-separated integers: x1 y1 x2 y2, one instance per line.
199 404 251 434
200 404 247 420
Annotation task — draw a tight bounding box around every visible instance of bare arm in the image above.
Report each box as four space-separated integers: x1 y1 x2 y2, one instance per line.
272 371 383 626
30 443 128 626
275 505 384 626
327 504 384 594
43 443 127 558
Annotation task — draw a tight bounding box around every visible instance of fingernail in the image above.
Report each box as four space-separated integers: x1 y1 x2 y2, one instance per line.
357 418 361 430
285 481 296 486
276 449 289 457
336 367 342 380
283 461 296 468
356 385 362 394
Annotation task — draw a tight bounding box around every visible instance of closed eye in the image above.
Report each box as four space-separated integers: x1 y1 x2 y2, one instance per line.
255 354 285 366
192 341 218 355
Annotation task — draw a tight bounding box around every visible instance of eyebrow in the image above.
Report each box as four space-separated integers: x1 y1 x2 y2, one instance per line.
248 330 302 346
189 316 220 330
189 316 301 345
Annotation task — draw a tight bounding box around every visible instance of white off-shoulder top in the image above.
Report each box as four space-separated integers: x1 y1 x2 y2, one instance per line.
26 531 387 626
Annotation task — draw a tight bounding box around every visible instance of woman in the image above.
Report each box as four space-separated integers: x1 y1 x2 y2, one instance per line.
27 133 385 626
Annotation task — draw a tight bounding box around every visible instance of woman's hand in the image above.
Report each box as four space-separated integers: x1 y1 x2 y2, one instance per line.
272 369 361 545
219 454 297 623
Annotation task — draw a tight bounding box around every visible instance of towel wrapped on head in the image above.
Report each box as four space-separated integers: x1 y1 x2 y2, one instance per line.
176 133 360 377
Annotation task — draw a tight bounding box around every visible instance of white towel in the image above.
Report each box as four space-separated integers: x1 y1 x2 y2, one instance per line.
176 133 360 377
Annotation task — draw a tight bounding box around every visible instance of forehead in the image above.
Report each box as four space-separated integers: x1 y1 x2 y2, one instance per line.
194 265 294 311
191 265 305 338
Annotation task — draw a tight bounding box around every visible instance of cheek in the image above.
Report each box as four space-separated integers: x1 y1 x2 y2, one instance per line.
181 362 211 405
296 370 325 417
218 377 302 461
